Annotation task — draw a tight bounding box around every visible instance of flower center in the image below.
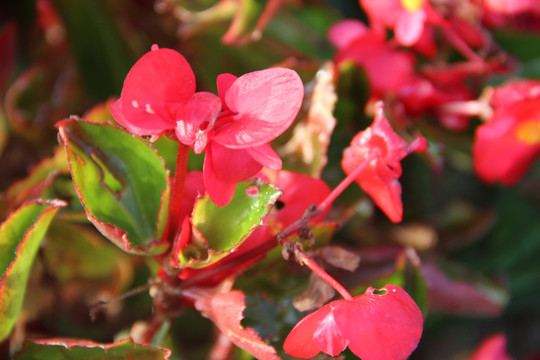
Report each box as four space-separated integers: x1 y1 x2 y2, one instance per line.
515 119 540 145
401 0 424 12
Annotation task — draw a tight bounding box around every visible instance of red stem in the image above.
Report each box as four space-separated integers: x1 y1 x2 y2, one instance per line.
318 152 378 212
295 250 353 301
165 143 190 243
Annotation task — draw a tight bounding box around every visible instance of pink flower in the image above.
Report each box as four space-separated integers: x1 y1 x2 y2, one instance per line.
328 20 415 96
473 80 540 185
360 0 445 46
341 102 428 223
111 45 304 206
469 333 511 360
283 285 423 360
200 69 304 206
111 45 197 137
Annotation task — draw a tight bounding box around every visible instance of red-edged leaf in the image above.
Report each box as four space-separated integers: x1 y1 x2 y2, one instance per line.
195 290 280 360
58 118 170 255
212 67 304 149
0 199 66 341
14 337 170 359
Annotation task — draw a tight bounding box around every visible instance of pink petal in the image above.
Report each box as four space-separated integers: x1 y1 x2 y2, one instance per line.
328 19 369 49
335 285 423 360
217 73 238 111
213 68 304 148
175 92 221 153
346 155 403 223
283 302 347 359
203 150 237 206
246 144 282 170
469 333 511 360
270 170 331 228
395 10 426 46
112 47 196 136
208 143 263 184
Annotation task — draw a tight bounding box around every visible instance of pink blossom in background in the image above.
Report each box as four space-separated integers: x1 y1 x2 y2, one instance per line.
473 80 540 185
341 102 428 223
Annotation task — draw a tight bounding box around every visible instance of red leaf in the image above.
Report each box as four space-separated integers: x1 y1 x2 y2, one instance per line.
195 290 280 360
284 285 423 360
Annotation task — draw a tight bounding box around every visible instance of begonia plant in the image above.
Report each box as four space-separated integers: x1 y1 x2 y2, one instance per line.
1 0 540 359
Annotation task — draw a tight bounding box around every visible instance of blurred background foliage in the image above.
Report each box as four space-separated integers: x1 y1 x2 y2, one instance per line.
1 0 540 359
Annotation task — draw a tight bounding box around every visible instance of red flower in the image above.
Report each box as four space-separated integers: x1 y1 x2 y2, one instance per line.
328 20 415 96
283 285 423 360
360 0 445 46
473 80 540 185
200 69 304 206
468 333 511 360
111 45 304 206
111 45 197 137
341 102 428 223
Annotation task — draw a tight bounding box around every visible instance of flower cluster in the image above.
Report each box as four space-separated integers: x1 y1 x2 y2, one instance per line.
111 45 304 206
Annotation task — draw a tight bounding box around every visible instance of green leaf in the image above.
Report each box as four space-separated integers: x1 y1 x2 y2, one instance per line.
177 180 281 268
58 118 170 255
14 337 170 360
0 199 66 341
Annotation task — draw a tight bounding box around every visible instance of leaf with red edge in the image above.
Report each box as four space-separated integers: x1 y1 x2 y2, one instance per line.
5 146 68 209
58 118 170 255
175 180 281 268
195 290 280 360
0 199 66 341
284 284 423 360
14 337 170 360
213 67 304 149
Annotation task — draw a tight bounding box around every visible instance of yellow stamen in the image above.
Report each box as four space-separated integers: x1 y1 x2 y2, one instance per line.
401 0 424 12
515 119 540 145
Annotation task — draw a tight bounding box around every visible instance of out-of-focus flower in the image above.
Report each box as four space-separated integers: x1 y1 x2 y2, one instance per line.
468 333 512 360
328 19 416 97
283 284 423 360
473 79 540 185
360 0 445 46
342 102 428 223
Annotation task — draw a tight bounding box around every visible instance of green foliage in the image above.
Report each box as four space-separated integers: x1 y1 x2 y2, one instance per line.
0 200 65 341
58 119 170 255
178 180 281 268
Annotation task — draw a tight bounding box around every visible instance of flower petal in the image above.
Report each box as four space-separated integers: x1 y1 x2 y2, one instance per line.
213 68 304 148
203 149 237 207
111 46 196 136
283 302 347 359
208 143 263 183
335 285 423 360
175 92 221 153
246 144 282 170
